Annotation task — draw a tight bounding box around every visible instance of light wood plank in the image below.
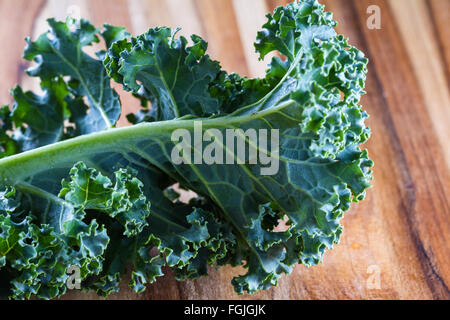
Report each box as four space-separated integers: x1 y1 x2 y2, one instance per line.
428 0 450 85
0 0 46 103
127 0 204 38
351 0 449 299
193 0 249 75
389 0 450 168
231 0 271 78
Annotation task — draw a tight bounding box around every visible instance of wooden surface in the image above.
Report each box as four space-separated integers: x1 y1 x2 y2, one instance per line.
0 0 448 300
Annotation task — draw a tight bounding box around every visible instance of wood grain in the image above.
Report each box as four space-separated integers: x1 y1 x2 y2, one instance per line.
0 0 448 300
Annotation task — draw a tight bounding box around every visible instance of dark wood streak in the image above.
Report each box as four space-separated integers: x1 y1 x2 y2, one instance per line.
174 278 184 300
398 199 450 300
349 0 449 299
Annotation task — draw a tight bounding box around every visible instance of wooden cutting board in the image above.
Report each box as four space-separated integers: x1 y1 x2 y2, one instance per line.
0 0 448 300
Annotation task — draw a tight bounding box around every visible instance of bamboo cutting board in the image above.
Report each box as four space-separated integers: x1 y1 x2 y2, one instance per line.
0 0 448 300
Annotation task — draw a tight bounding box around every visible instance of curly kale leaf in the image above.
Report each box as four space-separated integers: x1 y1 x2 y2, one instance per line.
0 185 109 300
0 19 129 160
0 0 372 298
24 18 122 133
0 163 233 299
105 27 222 121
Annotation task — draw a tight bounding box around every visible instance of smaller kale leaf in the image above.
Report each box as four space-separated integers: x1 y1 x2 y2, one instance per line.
105 27 222 121
24 18 122 133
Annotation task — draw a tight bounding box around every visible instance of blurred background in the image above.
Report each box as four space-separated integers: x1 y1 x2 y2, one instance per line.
0 0 448 299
